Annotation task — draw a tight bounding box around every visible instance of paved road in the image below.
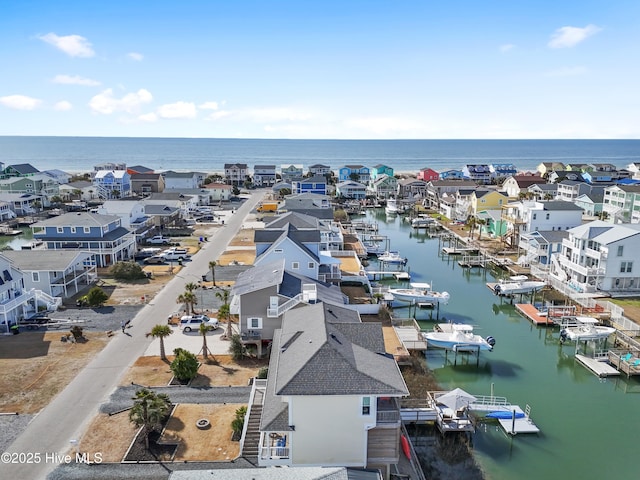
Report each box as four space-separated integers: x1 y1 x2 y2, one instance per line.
0 191 265 480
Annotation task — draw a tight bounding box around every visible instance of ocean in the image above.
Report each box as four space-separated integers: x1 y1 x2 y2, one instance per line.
1 137 639 174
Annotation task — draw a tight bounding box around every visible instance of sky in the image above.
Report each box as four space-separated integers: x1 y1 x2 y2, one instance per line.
1 0 639 139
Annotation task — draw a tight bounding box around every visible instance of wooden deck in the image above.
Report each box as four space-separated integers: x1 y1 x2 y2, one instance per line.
515 304 555 325
575 354 620 377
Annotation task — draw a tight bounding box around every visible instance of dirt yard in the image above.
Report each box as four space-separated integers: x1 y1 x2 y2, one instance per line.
0 331 111 413
120 355 267 387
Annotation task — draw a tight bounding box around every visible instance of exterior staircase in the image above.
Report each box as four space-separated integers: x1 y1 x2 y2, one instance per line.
241 404 262 465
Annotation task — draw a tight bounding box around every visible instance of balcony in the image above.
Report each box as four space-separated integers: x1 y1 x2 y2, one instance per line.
240 330 262 342
557 255 605 278
376 397 401 425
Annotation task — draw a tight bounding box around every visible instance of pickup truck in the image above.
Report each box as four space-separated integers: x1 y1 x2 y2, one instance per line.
162 249 190 261
146 235 171 245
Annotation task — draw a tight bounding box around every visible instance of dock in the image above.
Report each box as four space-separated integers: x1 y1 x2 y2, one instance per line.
575 354 620 377
515 304 555 325
469 396 540 435
442 246 479 255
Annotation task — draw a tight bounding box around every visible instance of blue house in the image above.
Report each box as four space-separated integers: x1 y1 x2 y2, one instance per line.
490 163 518 179
439 169 465 180
32 212 136 267
371 164 394 182
338 165 370 183
291 175 328 195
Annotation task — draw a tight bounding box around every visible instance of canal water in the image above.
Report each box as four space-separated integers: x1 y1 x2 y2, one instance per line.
0 227 34 250
363 209 639 480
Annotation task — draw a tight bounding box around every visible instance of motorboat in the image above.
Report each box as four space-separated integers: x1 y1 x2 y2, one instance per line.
363 241 387 257
378 251 407 265
385 198 400 215
493 275 546 296
423 324 495 352
559 316 616 342
389 282 450 305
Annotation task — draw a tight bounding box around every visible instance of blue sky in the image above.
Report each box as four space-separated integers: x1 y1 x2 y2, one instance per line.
1 1 639 139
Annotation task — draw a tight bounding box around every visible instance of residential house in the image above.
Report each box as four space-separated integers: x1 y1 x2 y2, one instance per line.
42 169 71 185
501 175 546 199
476 209 508 239
490 163 518 180
423 180 477 210
230 259 347 356
224 163 249 186
0 174 59 206
1 163 39 179
266 212 344 251
527 183 557 201
202 183 233 202
142 192 198 216
453 189 477 221
339 165 370 183
2 250 96 299
439 169 465 180
94 162 126 174
547 170 586 184
370 164 394 182
575 192 604 218
556 180 600 203
97 200 152 240
163 188 219 207
0 193 42 216
536 162 566 178
417 168 439 182
0 254 61 333
32 212 136 267
0 202 15 221
336 181 367 200
126 165 154 175
283 193 334 220
461 164 492 184
291 175 328 196
308 164 332 176
501 200 584 247
602 184 640 224
518 230 568 266
93 170 132 199
470 189 509 216
280 165 305 183
131 173 165 195
253 165 277 187
143 204 182 230
549 220 640 294
59 181 95 201
396 178 426 200
368 174 397 200
163 171 200 190
626 162 640 180
255 301 408 476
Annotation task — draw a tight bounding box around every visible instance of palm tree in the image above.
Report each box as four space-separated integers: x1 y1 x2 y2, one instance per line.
176 293 189 315
477 218 486 240
147 324 173 361
215 288 233 339
208 260 217 286
199 322 210 361
184 282 198 293
177 291 198 315
129 388 172 450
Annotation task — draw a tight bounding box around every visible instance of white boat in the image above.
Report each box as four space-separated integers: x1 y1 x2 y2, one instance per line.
389 282 450 305
363 241 387 257
411 217 435 228
385 198 400 215
423 324 495 352
560 317 616 342
493 276 546 296
378 251 407 265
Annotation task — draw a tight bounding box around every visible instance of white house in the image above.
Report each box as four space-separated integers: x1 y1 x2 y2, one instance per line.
549 220 640 294
97 200 149 230
336 181 367 200
163 171 200 190
93 170 132 199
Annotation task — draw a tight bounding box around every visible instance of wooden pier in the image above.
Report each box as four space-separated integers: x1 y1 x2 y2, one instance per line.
515 304 555 325
575 354 620 377
442 246 479 255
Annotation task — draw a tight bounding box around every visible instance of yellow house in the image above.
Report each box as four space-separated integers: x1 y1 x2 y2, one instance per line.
471 190 509 216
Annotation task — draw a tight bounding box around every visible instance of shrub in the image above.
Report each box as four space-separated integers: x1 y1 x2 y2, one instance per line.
231 406 247 438
228 334 246 361
170 348 199 382
84 287 108 307
70 325 84 340
110 261 146 281
257 367 268 379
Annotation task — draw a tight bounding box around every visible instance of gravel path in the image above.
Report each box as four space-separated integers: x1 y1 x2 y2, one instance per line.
48 306 145 333
0 415 34 453
100 385 252 414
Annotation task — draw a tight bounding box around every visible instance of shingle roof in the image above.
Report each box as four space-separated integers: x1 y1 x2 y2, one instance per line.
542 201 584 211
7 163 39 174
33 212 120 227
2 250 91 271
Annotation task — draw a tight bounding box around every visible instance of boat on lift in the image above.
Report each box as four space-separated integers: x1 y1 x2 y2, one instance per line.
385 198 400 215
389 282 450 305
559 316 616 342
423 324 495 352
378 251 408 265
493 275 546 296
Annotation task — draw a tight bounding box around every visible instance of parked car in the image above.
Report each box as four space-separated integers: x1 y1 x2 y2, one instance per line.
179 315 219 332
143 254 166 264
196 215 215 223
147 235 171 245
163 247 188 255
163 250 190 261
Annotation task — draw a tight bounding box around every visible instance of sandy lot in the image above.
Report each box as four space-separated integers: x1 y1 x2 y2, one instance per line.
0 331 110 413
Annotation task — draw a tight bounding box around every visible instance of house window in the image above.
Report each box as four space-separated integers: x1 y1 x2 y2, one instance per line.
308 262 314 269
32 272 39 282
57 227 64 233
70 227 76 233
533 214 537 220
248 317 262 329
546 213 550 220
617 246 624 256
621 262 633 273
84 227 91 233
292 262 299 269
362 397 371 415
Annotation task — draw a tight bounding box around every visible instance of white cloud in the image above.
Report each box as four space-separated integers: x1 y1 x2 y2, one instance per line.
199 101 219 110
499 44 515 53
89 88 153 115
128 52 144 61
157 101 197 119
52 74 101 86
138 112 158 122
54 100 72 111
548 24 602 49
38 32 95 57
0 94 42 110
544 66 588 77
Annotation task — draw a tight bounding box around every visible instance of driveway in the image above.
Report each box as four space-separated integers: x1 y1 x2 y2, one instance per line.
0 191 265 480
